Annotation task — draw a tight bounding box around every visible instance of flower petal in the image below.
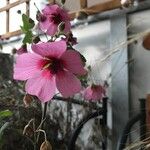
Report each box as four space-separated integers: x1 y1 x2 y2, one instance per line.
25 72 56 102
61 50 87 75
56 70 81 97
83 87 93 100
46 24 57 36
39 18 50 30
64 21 71 33
13 53 42 80
42 4 58 15
32 41 67 58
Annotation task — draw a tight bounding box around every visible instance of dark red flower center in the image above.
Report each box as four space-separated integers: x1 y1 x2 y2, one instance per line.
50 13 62 25
39 14 47 22
41 58 64 74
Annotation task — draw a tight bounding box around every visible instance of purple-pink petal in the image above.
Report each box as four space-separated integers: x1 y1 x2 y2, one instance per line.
83 85 105 101
46 24 57 35
13 53 42 80
61 50 87 75
32 41 67 58
39 17 50 30
42 4 58 15
25 72 56 102
56 70 82 97
63 21 71 33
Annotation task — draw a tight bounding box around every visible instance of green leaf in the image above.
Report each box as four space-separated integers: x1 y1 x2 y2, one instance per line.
23 31 33 44
21 14 35 31
0 122 9 142
0 110 13 119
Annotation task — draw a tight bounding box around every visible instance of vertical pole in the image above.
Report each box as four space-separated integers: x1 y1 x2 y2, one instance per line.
80 0 87 9
6 0 10 33
146 94 150 137
139 98 146 141
110 14 129 150
102 97 107 150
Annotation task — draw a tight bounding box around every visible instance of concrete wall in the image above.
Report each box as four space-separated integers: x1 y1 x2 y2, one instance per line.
128 10 150 115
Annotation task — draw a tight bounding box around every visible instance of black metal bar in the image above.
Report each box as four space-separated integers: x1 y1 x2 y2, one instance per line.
102 97 107 125
102 97 107 150
117 113 142 150
53 96 100 109
139 98 146 141
68 109 104 150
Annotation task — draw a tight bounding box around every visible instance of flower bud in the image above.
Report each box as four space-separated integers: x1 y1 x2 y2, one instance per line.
23 94 33 108
16 44 27 55
40 140 52 150
32 36 41 44
143 33 150 50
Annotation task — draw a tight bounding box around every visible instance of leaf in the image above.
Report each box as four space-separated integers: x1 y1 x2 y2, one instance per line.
23 31 33 44
0 110 13 119
21 14 35 31
0 122 9 141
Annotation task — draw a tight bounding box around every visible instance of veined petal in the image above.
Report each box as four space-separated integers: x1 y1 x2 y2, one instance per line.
42 4 59 15
83 87 93 100
39 17 50 30
13 53 42 80
32 41 67 58
56 70 81 97
46 24 57 36
61 50 87 75
63 21 71 33
25 72 56 102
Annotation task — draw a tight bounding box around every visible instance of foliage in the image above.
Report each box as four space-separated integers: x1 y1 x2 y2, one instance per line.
20 14 35 44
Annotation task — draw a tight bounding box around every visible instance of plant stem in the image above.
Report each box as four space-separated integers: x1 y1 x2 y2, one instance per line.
36 102 48 144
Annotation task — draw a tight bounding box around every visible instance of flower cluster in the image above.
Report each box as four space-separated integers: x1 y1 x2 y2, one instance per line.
14 3 106 102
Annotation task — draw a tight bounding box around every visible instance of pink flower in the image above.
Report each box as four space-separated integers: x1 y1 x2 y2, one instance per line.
14 41 86 102
38 4 71 35
83 84 106 101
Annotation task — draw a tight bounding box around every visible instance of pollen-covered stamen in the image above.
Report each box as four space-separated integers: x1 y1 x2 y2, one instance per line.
43 63 52 70
41 57 64 74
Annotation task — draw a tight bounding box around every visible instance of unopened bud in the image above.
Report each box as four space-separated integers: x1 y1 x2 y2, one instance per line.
58 22 65 32
143 33 150 50
32 36 41 44
76 11 88 20
12 48 17 54
23 94 33 107
40 140 52 150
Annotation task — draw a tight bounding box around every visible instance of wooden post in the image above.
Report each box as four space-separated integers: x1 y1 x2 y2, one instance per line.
80 0 87 9
6 0 10 33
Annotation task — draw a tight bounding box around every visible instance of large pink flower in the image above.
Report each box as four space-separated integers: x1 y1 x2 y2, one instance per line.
14 41 86 102
83 84 106 101
38 4 71 35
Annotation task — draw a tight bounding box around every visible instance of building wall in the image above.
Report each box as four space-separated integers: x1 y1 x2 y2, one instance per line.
128 10 150 115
